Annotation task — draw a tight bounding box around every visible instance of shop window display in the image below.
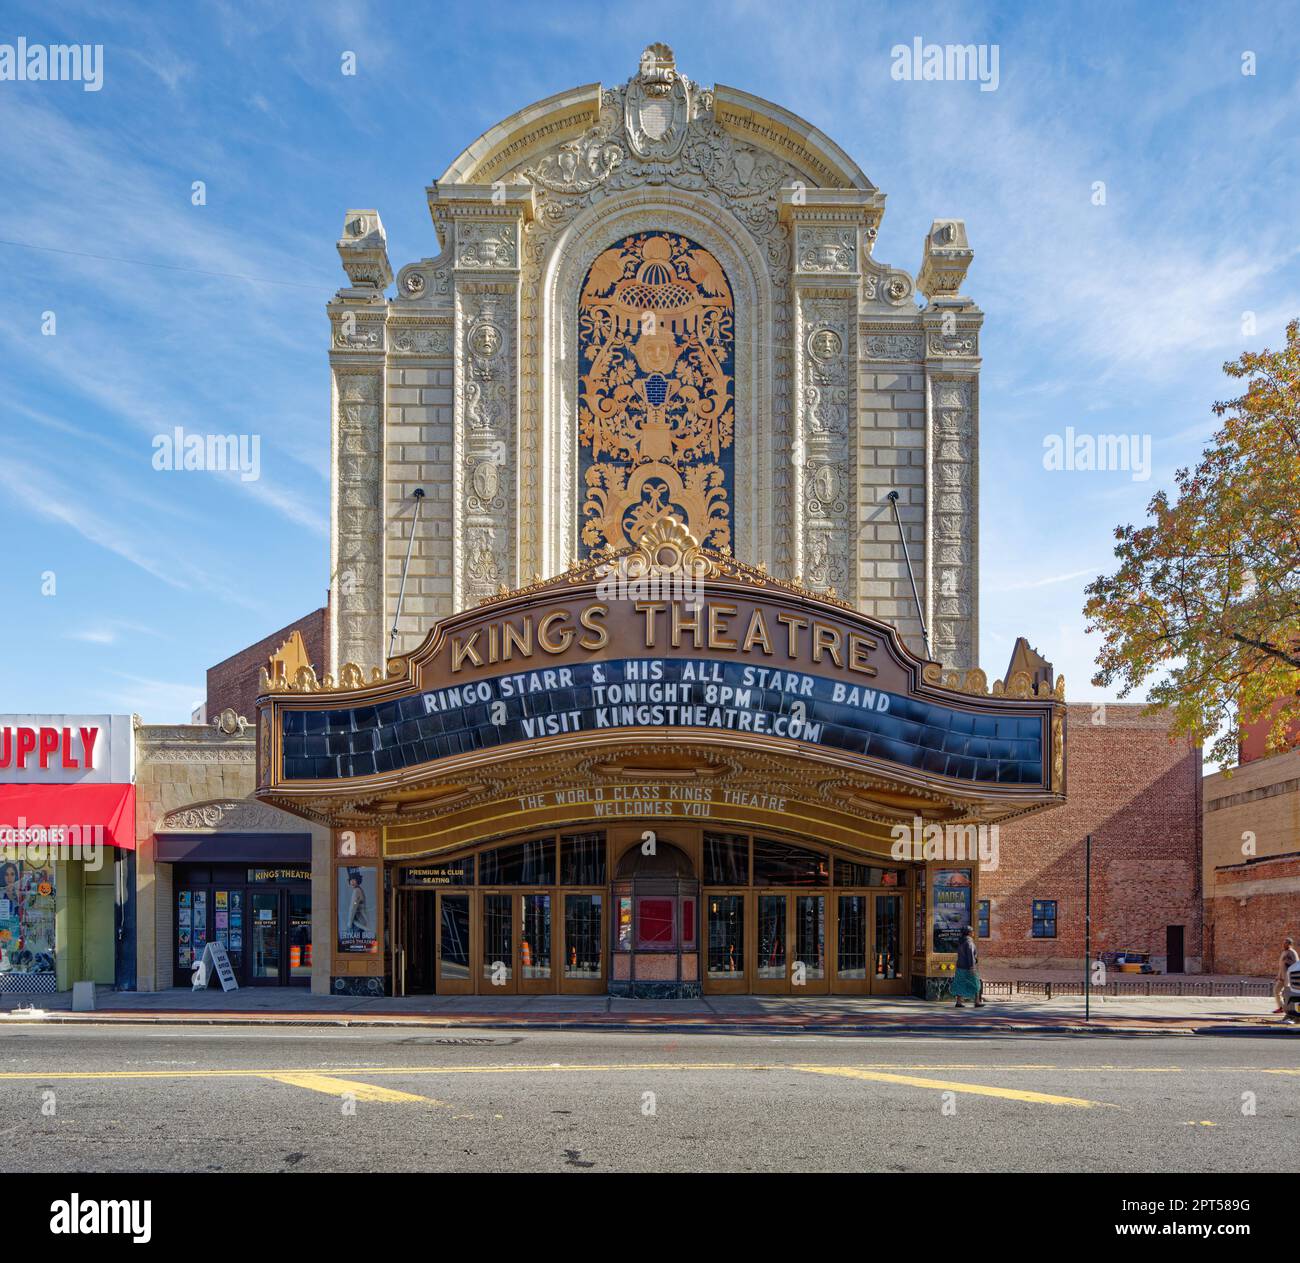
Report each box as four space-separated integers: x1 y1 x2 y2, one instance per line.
0 859 56 991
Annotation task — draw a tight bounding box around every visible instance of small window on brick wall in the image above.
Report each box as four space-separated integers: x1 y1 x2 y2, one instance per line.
977 900 990 939
1031 899 1057 939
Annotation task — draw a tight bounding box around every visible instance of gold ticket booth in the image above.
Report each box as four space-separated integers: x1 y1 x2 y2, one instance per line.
255 525 1065 1000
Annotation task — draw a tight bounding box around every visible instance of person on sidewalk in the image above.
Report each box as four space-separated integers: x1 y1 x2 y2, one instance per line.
1273 936 1298 1014
953 925 984 1008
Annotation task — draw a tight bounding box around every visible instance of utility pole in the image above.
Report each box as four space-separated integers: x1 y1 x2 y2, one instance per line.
1085 832 1093 1022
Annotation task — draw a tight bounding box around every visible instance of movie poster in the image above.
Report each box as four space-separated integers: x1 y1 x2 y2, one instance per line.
337 866 378 954
931 869 972 954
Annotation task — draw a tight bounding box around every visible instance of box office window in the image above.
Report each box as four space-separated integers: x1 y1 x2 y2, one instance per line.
752 838 829 887
1032 899 1057 939
560 833 606 885
703 833 748 885
636 898 675 948
479 838 555 886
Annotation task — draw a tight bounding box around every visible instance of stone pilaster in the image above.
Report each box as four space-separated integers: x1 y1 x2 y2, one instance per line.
328 210 392 671
384 256 455 654
781 190 880 604
429 183 534 608
919 220 981 670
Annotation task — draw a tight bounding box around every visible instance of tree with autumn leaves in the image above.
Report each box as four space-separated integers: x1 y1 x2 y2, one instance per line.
1085 320 1300 768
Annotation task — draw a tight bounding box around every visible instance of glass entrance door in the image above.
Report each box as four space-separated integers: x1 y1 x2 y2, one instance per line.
754 893 787 992
519 893 552 993
436 892 473 994
871 893 907 995
754 893 828 994
249 891 280 984
703 892 747 993
793 894 828 994
481 893 516 994
560 893 604 993
833 894 871 994
288 891 311 982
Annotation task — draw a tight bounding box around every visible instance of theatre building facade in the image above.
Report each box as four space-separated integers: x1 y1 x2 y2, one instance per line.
256 44 1070 999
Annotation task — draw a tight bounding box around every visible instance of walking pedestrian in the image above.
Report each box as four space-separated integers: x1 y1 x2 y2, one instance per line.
1273 936 1298 1015
953 924 984 1008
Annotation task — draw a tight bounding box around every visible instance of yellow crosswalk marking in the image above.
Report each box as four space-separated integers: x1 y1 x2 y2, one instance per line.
259 1072 443 1104
795 1064 1108 1108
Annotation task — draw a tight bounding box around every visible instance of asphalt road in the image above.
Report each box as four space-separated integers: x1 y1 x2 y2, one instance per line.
1 1024 1296 1173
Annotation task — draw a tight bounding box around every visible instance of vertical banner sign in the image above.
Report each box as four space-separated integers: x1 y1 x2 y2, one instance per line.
338 866 378 954
931 869 972 954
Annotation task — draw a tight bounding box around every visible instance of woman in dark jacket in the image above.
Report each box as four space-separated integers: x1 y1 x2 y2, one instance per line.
952 925 984 1008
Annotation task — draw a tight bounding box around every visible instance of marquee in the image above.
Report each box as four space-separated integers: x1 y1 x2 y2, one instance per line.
256 522 1065 859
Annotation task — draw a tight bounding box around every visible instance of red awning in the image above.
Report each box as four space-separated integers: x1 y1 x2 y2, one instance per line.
0 784 136 851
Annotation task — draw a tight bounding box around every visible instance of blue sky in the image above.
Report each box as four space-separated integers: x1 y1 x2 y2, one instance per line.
1 0 1298 725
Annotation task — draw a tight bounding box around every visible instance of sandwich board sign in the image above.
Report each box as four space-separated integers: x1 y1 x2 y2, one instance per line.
191 941 239 992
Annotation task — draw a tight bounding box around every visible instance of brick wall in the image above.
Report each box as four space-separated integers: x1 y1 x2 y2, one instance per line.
205 607 328 725
383 363 455 655
1205 853 1300 975
1202 747 1300 895
857 364 928 656
981 703 1203 972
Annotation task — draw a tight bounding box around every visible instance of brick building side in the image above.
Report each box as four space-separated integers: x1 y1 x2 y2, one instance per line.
1202 749 1300 972
1202 747 1300 892
983 703 1203 972
1203 853 1300 976
205 606 329 724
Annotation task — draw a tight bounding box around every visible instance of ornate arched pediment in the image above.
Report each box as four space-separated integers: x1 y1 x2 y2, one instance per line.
156 798 306 834
438 45 874 193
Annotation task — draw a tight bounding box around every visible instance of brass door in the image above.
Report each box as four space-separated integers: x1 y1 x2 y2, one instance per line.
754 892 830 995
870 892 908 995
559 891 605 994
518 892 555 994
702 890 748 994
479 891 517 995
832 893 872 995
435 892 474 995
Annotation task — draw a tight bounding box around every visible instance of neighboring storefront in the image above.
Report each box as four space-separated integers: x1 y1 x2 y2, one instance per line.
167 857 312 988
134 711 331 993
256 535 1067 999
0 714 136 994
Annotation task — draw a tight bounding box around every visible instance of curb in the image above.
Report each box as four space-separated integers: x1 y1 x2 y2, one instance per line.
3 1010 1292 1036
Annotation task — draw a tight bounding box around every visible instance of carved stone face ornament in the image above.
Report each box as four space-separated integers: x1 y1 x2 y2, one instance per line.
468 322 502 360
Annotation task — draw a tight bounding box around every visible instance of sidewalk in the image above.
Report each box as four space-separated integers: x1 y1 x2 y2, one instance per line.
1 985 1292 1036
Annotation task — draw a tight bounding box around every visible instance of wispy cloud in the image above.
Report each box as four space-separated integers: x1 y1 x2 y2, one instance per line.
985 567 1098 594
0 455 190 589
96 672 203 718
66 619 161 646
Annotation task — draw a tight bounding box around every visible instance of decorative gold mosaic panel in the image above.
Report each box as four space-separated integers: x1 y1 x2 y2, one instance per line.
577 232 735 553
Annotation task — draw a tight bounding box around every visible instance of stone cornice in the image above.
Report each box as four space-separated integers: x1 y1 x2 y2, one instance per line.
714 85 875 191
438 83 603 185
777 187 882 223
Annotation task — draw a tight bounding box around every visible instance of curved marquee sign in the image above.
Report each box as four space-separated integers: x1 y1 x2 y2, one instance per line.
256 531 1065 822
281 656 1043 787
